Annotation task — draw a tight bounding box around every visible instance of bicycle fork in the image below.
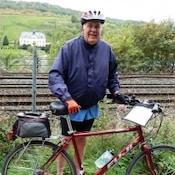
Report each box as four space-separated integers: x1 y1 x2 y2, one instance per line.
142 144 157 175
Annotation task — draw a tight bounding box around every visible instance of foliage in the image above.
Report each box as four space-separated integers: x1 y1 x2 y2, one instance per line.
0 0 126 24
2 35 9 45
104 23 144 73
49 20 80 59
133 20 175 73
0 0 80 17
0 2 175 173
1 102 175 174
0 116 20 170
1 14 57 41
0 1 175 74
0 49 31 71
71 15 79 23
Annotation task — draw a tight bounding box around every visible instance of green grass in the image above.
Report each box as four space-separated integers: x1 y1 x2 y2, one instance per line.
1 14 58 41
1 107 175 174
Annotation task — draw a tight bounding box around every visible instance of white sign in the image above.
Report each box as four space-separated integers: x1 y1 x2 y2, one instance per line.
124 106 153 126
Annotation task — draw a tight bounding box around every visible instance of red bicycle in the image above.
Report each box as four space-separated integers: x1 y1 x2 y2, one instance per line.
2 95 175 175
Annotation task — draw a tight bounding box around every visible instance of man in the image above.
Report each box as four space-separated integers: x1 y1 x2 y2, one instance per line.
48 9 120 174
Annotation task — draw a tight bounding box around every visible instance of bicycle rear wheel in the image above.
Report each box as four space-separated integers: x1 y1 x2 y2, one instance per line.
126 144 175 175
2 140 76 175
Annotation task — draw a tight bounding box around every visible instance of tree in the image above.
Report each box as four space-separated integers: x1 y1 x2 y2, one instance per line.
2 35 9 46
71 15 79 23
104 23 143 73
133 20 175 73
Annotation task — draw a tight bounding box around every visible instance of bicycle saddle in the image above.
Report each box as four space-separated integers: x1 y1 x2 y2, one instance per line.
50 101 68 115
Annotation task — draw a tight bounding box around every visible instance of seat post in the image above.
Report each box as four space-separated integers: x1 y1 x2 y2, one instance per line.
62 115 75 134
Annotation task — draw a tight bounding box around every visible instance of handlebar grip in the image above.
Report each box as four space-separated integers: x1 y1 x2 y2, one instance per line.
106 93 125 103
152 103 159 113
149 103 163 114
113 93 129 104
106 93 140 106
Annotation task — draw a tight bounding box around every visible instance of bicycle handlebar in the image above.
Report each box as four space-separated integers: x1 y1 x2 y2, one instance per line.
106 93 163 114
106 93 139 105
50 93 164 116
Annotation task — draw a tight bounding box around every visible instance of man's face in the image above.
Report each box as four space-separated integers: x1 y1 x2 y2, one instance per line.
82 21 102 45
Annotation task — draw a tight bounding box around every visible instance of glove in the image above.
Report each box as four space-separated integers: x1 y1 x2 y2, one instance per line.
66 99 81 114
113 93 128 104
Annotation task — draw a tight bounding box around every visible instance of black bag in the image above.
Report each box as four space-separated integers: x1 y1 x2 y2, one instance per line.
13 112 51 139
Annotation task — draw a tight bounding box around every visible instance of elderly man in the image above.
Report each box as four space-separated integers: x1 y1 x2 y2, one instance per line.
48 9 120 174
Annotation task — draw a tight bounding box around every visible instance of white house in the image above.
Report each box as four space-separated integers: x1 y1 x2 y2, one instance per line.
19 31 46 47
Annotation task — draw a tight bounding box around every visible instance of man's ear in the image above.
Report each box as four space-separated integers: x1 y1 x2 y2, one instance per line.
82 24 85 30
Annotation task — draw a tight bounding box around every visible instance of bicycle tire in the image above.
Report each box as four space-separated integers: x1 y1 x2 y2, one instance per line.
2 140 76 175
126 144 175 175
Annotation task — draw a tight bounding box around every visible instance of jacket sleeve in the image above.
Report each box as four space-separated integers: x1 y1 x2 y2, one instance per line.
48 46 72 102
107 49 120 93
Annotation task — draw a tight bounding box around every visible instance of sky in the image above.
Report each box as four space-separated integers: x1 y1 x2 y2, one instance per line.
18 0 175 22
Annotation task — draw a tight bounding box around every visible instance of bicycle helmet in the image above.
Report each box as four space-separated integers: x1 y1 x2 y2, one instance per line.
81 10 105 25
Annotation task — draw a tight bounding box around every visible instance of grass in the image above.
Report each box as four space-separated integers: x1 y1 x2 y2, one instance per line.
1 14 58 41
1 101 175 174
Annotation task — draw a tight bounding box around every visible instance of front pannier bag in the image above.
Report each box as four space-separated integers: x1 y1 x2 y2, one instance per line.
13 112 51 139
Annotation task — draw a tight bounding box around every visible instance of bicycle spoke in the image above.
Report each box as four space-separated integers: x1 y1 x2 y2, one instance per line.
2 140 76 175
126 144 175 175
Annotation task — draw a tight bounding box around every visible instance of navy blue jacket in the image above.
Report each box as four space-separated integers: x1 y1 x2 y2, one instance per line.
48 36 120 109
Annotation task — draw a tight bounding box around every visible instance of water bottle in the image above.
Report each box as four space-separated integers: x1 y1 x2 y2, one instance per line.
95 150 114 168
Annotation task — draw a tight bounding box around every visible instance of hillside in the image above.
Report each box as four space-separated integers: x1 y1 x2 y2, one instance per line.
1 13 59 41
0 0 130 23
1 0 174 74
0 0 143 42
0 0 81 16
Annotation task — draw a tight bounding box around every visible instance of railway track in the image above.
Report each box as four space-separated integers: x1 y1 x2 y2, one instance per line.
1 73 175 112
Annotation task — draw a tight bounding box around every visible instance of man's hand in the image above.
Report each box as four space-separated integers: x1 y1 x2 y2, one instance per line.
66 99 81 114
112 92 128 104
113 90 119 96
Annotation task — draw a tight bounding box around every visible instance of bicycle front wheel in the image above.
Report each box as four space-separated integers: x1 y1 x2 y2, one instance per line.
126 144 175 175
2 140 76 175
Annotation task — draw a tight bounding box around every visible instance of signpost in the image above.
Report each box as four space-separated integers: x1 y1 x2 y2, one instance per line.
32 42 37 112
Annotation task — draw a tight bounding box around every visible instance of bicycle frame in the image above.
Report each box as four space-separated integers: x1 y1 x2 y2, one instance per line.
40 122 156 175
